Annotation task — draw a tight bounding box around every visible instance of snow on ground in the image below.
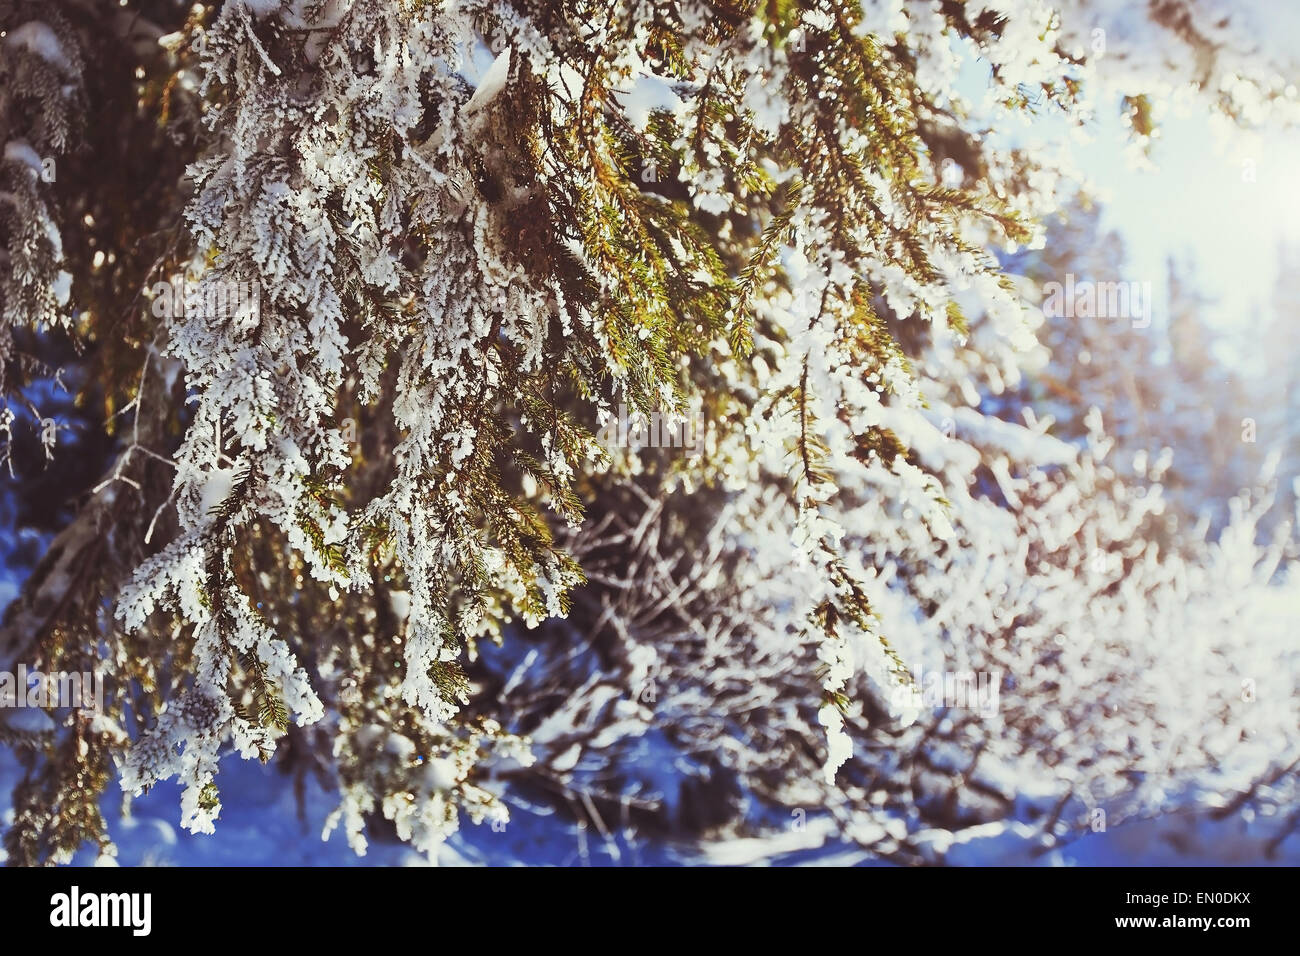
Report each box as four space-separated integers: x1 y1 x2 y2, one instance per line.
1 505 1295 866
3 740 1295 866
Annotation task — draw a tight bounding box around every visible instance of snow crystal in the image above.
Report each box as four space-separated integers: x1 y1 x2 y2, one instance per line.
3 140 43 174
461 47 511 116
422 758 459 792
550 744 582 772
388 590 411 621
4 22 72 73
238 0 284 18
197 467 238 518
624 75 682 130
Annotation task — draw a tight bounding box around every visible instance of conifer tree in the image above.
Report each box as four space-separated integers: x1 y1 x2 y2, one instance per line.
1 0 1297 864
